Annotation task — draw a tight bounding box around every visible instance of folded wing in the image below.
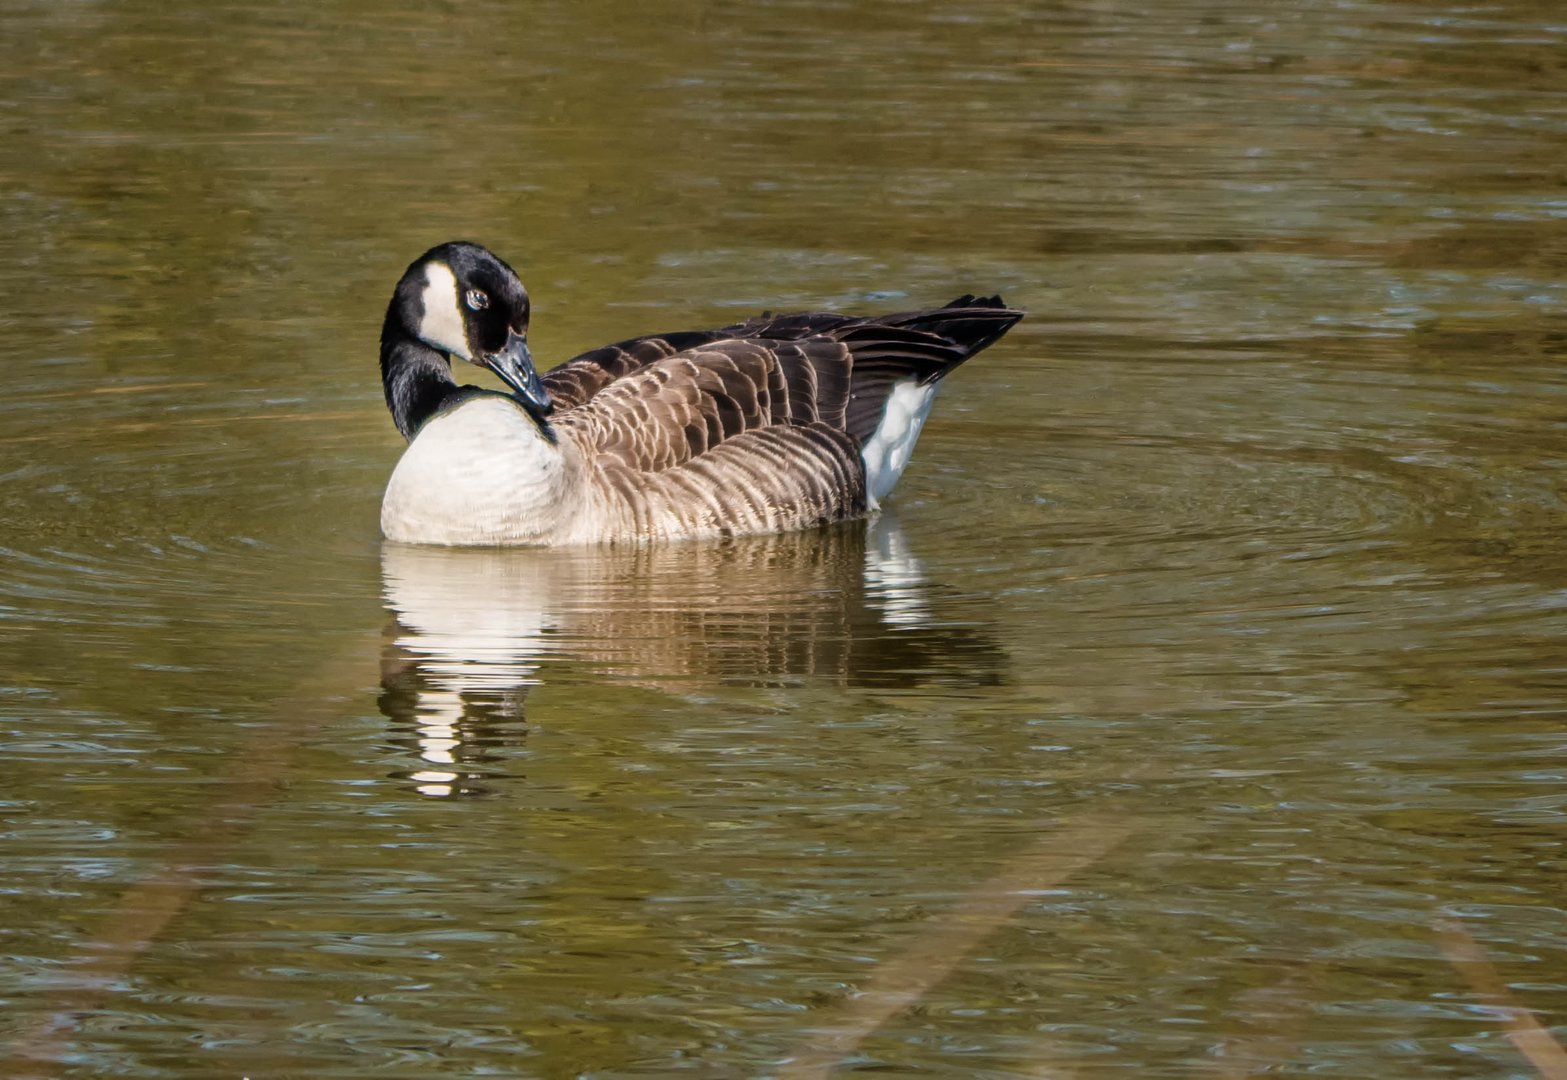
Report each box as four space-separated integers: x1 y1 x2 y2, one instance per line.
543 295 1023 461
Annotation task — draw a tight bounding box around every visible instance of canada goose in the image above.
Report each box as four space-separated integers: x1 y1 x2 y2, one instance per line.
379 241 1023 546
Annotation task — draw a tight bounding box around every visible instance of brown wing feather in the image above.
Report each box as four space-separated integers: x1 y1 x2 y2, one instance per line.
554 338 856 473
540 328 791 412
540 313 865 414
542 298 1021 448
537 297 1021 540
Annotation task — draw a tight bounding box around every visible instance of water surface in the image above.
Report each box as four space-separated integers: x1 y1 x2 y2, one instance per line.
2 1 1566 1076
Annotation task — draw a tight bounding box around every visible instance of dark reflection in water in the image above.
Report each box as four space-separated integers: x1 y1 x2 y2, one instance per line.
378 519 1003 795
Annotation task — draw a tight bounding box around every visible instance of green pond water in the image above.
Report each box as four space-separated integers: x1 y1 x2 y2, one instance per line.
2 1 1566 1076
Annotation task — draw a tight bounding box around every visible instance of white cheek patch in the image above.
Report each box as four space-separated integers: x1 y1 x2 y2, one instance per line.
418 261 472 360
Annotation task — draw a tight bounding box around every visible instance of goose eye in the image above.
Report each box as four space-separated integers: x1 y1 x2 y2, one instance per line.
465 289 489 312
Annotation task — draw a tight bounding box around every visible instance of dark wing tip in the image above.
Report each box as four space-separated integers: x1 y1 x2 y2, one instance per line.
943 293 1011 310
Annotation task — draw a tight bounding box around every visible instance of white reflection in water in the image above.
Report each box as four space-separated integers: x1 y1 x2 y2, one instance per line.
381 539 562 796
862 518 931 628
379 517 1002 795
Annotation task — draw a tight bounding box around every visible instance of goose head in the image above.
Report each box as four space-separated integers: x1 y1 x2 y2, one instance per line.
386 241 551 416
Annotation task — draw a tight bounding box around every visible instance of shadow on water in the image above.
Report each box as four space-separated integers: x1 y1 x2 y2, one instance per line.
378 517 1005 796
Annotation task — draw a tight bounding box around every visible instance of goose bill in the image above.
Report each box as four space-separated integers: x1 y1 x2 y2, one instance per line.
484 333 551 414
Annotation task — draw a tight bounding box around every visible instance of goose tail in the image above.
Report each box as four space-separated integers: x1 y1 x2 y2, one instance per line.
873 294 1025 370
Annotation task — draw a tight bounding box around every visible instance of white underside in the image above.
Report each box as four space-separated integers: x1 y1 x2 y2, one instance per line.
381 396 580 546
860 379 938 507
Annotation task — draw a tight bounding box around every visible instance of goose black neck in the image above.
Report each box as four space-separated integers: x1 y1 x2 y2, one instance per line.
381 305 459 441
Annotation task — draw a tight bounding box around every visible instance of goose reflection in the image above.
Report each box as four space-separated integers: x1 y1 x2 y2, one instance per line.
378 518 1003 795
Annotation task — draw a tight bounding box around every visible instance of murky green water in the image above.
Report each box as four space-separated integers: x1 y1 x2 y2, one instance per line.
4 1 1566 1076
